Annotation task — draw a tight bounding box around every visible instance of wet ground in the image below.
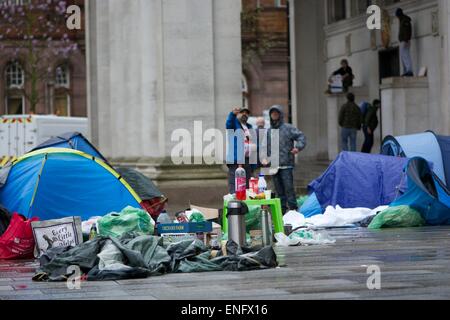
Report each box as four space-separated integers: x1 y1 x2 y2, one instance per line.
1 226 450 300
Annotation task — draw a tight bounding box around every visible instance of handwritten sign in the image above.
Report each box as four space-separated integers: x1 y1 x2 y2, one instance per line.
32 217 83 257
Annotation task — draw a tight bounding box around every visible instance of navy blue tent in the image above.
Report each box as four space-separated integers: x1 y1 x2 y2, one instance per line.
391 157 450 225
308 152 408 210
32 132 108 163
381 132 450 186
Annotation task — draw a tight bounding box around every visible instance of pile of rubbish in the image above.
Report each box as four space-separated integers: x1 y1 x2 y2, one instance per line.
33 234 277 282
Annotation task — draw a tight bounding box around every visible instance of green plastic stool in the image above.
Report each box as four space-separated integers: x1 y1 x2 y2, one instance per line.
222 198 285 235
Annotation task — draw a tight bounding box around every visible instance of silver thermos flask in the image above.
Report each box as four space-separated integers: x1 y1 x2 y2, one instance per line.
227 201 248 247
261 206 273 246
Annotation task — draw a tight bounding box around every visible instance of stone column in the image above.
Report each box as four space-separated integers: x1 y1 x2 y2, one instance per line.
380 77 430 137
291 0 328 160
86 0 243 207
86 0 242 179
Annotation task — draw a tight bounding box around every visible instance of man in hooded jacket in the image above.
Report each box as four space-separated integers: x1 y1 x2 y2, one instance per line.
266 105 306 214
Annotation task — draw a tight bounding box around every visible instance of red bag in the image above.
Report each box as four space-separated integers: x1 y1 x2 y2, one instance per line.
0 213 39 260
141 197 167 221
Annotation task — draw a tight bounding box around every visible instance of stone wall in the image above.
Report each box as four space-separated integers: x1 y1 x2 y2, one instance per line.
87 0 242 164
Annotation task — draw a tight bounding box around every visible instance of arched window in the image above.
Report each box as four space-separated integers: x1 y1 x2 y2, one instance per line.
5 61 24 89
53 65 71 116
5 61 25 114
241 74 249 109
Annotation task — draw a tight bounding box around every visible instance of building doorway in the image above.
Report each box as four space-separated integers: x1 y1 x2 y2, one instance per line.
378 47 400 83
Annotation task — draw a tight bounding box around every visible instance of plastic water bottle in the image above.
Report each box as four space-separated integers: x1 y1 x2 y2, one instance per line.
235 165 247 201
258 173 267 193
157 211 172 224
155 210 172 236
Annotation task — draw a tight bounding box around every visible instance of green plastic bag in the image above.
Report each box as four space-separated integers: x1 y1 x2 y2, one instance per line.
297 195 309 208
98 206 154 238
246 205 262 232
189 211 205 223
368 206 425 229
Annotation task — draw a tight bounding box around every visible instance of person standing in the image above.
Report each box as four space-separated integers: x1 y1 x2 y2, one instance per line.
267 105 306 214
396 8 414 77
226 107 255 194
361 99 380 154
338 93 362 152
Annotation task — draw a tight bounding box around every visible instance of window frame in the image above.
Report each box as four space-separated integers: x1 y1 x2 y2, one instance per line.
55 65 70 89
5 61 25 90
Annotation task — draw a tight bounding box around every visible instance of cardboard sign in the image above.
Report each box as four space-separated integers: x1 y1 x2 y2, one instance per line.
31 217 83 256
330 75 343 93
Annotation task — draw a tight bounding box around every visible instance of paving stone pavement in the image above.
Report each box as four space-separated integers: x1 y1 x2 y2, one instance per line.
1 227 450 300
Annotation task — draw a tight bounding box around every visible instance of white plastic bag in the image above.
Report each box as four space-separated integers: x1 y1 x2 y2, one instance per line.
275 229 336 247
283 210 306 230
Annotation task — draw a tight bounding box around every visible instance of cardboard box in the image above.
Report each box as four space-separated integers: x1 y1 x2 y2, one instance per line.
157 221 213 235
190 204 219 221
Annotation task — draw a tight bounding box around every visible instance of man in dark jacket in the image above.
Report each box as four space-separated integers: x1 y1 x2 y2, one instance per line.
226 107 255 194
338 93 362 152
266 105 306 214
361 99 380 154
396 8 413 77
329 59 355 92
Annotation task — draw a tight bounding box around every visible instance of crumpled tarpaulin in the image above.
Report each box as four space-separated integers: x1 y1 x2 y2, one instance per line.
33 232 277 282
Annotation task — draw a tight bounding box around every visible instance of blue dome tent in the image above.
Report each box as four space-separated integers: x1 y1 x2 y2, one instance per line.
391 157 450 225
30 133 167 218
381 132 450 186
0 148 142 221
31 132 108 164
308 152 409 210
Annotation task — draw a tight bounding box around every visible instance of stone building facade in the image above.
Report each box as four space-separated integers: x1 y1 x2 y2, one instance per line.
241 0 289 117
291 0 450 160
0 0 86 117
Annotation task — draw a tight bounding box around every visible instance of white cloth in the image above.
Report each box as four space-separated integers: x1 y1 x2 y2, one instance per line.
283 206 388 229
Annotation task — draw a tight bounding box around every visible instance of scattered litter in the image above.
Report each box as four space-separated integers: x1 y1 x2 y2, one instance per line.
275 229 336 247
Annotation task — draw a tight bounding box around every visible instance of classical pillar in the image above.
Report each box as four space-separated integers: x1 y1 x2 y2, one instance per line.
86 0 243 187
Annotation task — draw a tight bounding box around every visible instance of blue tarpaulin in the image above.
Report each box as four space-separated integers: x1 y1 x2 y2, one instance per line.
308 152 408 210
